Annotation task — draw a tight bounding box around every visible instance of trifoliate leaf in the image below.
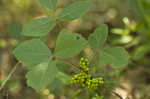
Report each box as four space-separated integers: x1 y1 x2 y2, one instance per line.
21 17 56 36
54 29 87 58
58 1 92 21
88 24 108 49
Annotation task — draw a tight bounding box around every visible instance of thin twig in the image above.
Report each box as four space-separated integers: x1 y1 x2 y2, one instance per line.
0 62 19 91
112 91 123 99
57 58 81 72
63 59 81 72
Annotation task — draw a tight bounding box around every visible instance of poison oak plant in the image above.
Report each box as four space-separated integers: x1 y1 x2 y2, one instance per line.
11 0 129 98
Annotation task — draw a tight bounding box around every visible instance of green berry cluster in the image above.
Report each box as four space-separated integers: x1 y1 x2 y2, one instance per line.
72 71 91 87
80 57 89 72
86 77 104 90
71 57 104 90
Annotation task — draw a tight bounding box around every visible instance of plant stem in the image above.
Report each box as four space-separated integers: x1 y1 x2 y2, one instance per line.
0 62 19 91
57 58 81 72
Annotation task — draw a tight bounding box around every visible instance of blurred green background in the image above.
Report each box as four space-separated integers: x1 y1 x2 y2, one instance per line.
0 0 150 99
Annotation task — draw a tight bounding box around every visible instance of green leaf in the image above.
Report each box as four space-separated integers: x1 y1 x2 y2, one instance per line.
56 71 71 84
47 77 63 96
8 21 23 37
132 43 150 60
21 17 56 37
58 1 92 21
88 24 108 49
128 0 148 26
99 47 129 68
13 39 51 69
47 71 71 95
26 59 57 91
54 29 87 58
38 0 57 11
